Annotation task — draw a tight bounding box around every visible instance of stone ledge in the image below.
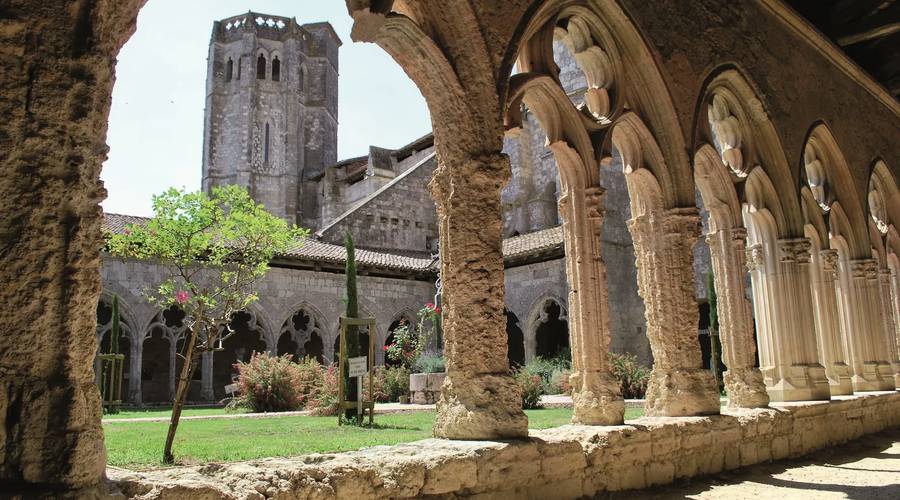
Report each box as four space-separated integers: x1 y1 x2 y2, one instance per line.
108 391 900 499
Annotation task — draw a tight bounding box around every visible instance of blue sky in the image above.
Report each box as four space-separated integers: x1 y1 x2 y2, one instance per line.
102 0 431 216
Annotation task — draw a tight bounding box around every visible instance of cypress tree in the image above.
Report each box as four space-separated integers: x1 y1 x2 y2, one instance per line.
343 232 361 422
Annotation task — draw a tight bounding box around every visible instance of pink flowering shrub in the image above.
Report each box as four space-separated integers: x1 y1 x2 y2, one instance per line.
307 363 340 416
235 352 306 412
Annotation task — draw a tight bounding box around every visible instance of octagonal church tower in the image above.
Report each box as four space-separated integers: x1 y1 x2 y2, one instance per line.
202 12 340 225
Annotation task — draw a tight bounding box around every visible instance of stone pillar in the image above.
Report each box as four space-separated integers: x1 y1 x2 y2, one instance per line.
706 228 769 408
0 0 144 491
842 260 894 391
431 153 528 439
627 208 719 416
201 351 215 401
809 249 853 395
865 263 897 388
774 239 831 400
128 339 143 406
559 186 624 425
745 239 830 401
879 270 900 386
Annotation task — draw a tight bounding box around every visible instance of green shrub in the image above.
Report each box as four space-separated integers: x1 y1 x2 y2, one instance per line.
522 355 570 394
382 366 410 401
608 352 649 399
234 352 305 412
514 368 544 409
295 356 325 407
550 367 572 395
413 353 445 373
307 363 340 416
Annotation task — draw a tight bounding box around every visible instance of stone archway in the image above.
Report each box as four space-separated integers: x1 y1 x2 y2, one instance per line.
278 306 327 364
213 310 268 400
505 310 525 367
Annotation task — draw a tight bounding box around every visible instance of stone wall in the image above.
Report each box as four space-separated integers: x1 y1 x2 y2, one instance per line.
110 391 900 499
317 154 439 252
100 255 436 403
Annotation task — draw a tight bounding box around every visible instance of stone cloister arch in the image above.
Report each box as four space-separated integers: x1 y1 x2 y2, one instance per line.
4 0 900 493
868 161 900 386
278 304 328 364
524 295 569 361
94 293 137 403
694 68 834 402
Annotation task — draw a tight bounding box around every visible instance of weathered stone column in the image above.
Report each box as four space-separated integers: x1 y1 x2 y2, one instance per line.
744 239 830 401
627 208 719 416
128 339 144 405
865 263 897 388
430 153 528 439
809 249 853 395
559 186 625 425
773 239 831 400
201 351 215 401
0 0 144 491
706 228 769 408
877 269 900 387
841 260 895 391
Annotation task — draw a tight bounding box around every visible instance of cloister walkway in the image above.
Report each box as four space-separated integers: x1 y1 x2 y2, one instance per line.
616 428 900 499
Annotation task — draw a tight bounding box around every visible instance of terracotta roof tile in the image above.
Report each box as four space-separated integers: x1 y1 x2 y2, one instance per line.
502 225 565 259
102 213 564 272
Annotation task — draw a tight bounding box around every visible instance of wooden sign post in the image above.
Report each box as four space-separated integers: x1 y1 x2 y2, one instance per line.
338 316 376 425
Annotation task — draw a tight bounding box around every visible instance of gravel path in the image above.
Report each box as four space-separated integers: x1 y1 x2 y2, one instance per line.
609 428 900 499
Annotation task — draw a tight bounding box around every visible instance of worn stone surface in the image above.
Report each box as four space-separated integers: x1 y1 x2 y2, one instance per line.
106 392 900 499
0 0 145 491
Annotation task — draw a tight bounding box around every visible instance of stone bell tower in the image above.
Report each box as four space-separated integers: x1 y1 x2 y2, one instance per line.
202 12 340 225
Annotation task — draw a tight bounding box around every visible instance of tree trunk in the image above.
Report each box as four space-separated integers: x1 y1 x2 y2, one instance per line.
163 328 200 464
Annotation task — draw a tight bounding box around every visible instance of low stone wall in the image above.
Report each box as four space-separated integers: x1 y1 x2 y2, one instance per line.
110 391 900 499
409 372 446 404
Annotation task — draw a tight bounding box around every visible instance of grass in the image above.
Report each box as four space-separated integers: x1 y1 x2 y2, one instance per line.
104 407 239 420
104 407 644 469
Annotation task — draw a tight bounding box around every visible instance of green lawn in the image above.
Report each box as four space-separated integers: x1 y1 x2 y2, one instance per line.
104 407 644 469
104 407 238 420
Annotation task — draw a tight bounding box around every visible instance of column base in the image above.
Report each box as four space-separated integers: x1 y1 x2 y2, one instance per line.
877 362 898 390
851 362 895 392
433 373 528 439
570 370 625 425
767 364 831 401
723 367 769 409
825 362 854 396
644 368 720 417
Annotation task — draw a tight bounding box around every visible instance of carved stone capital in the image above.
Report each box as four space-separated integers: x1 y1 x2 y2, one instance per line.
820 249 840 279
777 238 811 264
584 185 605 220
745 244 765 271
851 259 879 280
661 208 701 238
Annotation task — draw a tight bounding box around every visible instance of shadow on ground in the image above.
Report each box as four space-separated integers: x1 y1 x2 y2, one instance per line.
598 428 900 499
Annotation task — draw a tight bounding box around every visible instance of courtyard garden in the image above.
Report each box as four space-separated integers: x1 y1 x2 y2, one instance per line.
103 407 645 468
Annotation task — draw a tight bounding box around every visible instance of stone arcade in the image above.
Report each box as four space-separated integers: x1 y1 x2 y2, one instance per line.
97 11 655 407
1 0 899 498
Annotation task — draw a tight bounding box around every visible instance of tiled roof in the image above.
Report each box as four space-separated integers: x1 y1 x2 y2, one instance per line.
502 225 565 260
102 213 564 273
279 238 437 272
101 213 437 273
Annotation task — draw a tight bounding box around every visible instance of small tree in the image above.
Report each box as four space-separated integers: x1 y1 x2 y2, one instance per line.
107 185 306 463
342 232 362 422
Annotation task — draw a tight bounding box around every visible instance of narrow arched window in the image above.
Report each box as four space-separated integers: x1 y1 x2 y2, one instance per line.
236 56 242 80
225 58 233 82
271 56 281 81
264 123 270 164
298 66 305 92
257 54 267 79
